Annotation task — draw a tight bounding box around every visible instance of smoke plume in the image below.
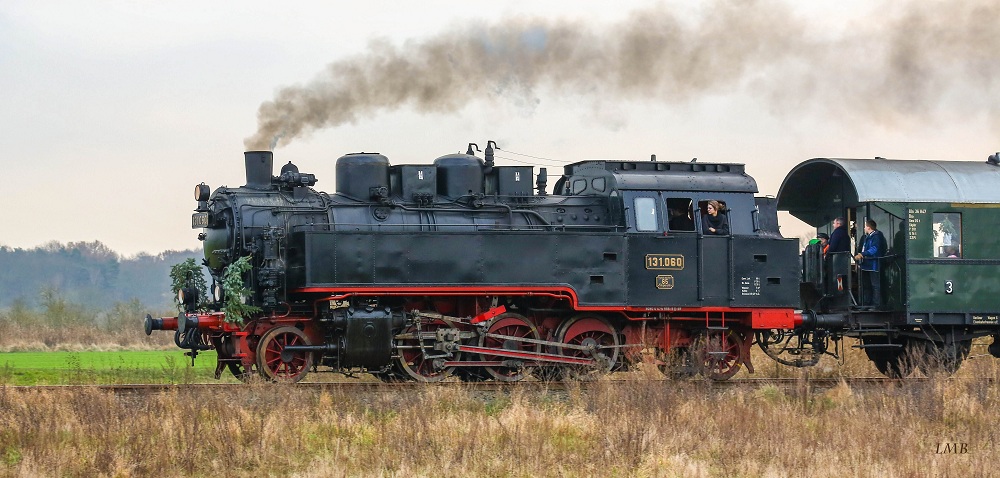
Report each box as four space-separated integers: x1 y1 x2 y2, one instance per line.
244 0 1000 150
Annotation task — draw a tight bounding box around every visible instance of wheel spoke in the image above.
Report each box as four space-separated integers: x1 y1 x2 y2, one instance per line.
693 329 745 381
394 320 457 382
255 326 313 383
555 315 621 380
479 313 540 382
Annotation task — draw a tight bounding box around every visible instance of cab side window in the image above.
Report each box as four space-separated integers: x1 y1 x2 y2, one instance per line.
634 197 658 232
666 197 695 231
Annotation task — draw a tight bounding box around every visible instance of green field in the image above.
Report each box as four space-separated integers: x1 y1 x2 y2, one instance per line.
0 350 236 385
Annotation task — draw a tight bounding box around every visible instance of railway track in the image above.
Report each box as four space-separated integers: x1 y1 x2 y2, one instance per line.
1 376 974 394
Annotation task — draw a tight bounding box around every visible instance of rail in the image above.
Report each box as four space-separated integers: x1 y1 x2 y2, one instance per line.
1 376 970 394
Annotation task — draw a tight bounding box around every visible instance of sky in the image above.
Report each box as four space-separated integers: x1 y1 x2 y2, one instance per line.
3 0 999 256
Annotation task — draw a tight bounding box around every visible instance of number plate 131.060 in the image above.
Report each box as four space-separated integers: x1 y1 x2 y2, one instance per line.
191 212 210 229
645 254 684 270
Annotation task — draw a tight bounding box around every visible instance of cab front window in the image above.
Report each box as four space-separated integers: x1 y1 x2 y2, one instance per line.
634 197 658 232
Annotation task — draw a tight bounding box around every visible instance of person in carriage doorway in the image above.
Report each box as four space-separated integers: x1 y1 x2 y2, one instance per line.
819 233 830 255
827 217 850 255
808 232 830 257
854 219 887 307
702 200 729 235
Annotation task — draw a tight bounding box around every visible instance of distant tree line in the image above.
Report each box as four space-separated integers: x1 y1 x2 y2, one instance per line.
0 241 202 311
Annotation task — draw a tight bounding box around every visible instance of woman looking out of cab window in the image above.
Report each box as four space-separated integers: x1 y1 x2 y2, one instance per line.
702 200 730 235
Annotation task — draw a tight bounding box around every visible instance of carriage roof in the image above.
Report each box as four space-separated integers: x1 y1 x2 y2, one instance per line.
777 157 1000 225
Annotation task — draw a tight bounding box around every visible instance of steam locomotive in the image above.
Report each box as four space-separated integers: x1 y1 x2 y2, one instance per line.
144 142 1000 381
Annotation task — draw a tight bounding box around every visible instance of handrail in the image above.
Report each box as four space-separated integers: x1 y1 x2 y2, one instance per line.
284 222 626 231
854 253 899 308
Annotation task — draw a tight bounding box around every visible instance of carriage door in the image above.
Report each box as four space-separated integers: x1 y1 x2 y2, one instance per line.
695 199 732 306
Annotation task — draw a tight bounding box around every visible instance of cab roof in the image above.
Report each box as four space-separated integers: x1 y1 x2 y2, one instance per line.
563 160 758 193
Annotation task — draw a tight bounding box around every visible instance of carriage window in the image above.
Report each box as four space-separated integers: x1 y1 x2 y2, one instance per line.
933 213 962 258
634 197 658 231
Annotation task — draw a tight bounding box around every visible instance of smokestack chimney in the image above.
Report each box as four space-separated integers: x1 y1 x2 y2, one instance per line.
244 151 274 189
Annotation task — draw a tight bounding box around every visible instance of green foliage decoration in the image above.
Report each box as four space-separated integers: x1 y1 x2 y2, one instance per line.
221 255 261 324
169 258 208 312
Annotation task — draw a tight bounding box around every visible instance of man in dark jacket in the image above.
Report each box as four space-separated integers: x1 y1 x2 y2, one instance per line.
854 219 887 307
827 217 850 255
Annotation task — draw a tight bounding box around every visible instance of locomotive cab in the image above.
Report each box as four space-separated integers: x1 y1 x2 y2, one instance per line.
561 160 800 312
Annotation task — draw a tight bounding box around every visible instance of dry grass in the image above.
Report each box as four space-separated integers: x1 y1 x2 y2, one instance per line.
1 374 998 477
743 336 999 380
0 300 176 352
3 313 999 475
0 322 175 352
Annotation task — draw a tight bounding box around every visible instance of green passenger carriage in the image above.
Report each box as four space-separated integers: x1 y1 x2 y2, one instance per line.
777 156 1000 375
